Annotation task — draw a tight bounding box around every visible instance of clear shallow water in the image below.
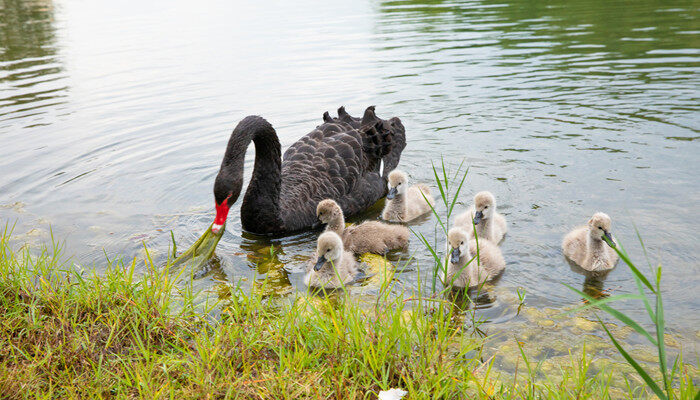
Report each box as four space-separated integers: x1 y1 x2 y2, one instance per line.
1 0 698 355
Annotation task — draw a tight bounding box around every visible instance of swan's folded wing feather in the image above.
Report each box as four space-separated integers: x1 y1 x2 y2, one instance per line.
277 108 404 232
280 122 366 230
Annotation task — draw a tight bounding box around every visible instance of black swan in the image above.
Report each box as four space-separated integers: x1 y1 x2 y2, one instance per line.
212 106 405 235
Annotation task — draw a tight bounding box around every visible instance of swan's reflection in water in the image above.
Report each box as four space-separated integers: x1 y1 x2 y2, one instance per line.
238 236 295 298
250 253 294 298
565 257 614 299
582 274 611 299
447 286 498 312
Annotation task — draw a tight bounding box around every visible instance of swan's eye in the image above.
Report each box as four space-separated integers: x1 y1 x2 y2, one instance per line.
598 226 603 230
460 241 464 245
484 206 488 209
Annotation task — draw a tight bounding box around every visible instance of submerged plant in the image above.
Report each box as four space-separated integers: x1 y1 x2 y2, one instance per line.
516 286 526 313
169 222 224 273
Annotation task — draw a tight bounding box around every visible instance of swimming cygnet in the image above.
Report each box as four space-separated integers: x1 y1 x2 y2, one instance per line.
455 191 507 244
562 212 619 273
381 170 435 222
441 227 505 288
317 199 409 254
304 231 361 288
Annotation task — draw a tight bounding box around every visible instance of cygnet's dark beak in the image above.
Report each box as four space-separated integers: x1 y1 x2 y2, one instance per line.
386 187 398 200
450 247 461 264
603 231 615 248
473 210 483 225
314 256 326 271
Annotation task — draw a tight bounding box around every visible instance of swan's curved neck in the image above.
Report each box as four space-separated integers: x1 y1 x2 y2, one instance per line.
219 116 283 232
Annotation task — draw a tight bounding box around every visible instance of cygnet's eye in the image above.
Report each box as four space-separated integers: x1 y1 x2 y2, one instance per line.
598 226 603 230
484 206 488 209
460 241 464 245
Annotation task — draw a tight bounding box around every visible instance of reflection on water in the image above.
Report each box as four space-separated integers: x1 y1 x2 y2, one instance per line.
447 286 499 312
0 0 68 129
565 255 614 298
1 0 698 359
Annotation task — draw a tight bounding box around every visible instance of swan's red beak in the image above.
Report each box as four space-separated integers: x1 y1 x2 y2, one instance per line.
212 200 230 234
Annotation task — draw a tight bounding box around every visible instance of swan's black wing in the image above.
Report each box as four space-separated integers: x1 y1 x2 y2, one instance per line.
322 106 406 179
279 106 405 232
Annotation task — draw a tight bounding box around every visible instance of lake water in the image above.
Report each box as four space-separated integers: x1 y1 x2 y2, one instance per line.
1 0 698 362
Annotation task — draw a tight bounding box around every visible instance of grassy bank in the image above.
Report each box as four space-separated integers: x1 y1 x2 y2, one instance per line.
1 229 697 399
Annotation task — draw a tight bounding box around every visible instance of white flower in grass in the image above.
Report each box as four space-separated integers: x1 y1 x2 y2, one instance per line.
377 388 407 400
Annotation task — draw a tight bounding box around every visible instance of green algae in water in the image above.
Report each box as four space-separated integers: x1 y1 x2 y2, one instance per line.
359 253 395 289
170 223 224 274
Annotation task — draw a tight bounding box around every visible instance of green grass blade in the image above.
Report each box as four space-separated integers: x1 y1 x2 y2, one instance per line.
472 221 480 267
632 222 653 270
633 273 656 322
450 159 466 181
420 189 447 235
431 161 447 210
604 236 655 293
413 229 443 266
170 230 177 259
599 319 667 400
447 167 469 218
441 155 449 194
654 266 669 396
561 293 646 315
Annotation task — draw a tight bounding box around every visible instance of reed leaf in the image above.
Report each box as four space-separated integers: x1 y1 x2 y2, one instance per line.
419 187 447 235
599 319 667 400
441 156 449 195
431 161 447 211
603 235 655 293
565 284 657 345
447 167 469 218
654 266 669 396
561 293 645 315
633 273 656 323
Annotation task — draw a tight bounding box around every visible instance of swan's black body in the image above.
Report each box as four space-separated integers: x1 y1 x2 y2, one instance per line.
214 106 406 235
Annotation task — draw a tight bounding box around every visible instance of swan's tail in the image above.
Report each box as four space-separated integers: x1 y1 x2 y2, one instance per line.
320 106 363 128
360 106 406 178
320 106 406 178
338 106 363 126
322 111 333 123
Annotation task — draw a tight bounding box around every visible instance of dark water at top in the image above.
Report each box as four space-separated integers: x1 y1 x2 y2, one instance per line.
1 0 698 356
